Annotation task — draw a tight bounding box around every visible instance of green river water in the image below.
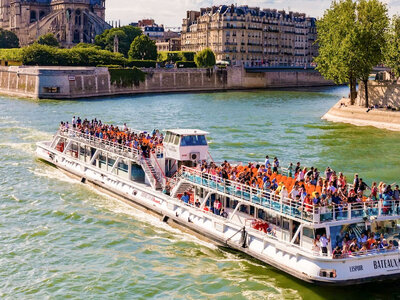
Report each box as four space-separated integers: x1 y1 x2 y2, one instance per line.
1 86 400 299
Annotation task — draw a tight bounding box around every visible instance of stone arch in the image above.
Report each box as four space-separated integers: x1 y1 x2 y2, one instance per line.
75 9 81 26
39 10 46 20
73 29 80 43
30 11 37 23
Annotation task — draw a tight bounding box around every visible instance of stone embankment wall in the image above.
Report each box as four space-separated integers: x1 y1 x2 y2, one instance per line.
0 66 333 100
356 80 400 108
0 66 39 98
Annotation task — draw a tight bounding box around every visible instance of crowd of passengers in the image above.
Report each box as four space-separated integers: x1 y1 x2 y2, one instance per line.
191 155 400 213
328 231 399 259
59 117 164 157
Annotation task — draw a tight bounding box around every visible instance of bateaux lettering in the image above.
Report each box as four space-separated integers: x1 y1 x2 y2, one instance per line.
373 258 400 270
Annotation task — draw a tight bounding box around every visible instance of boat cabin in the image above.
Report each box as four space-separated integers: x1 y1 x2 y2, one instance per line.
163 129 209 176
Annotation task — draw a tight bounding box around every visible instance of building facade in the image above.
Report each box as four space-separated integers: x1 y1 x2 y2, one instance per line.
181 5 318 66
0 0 110 47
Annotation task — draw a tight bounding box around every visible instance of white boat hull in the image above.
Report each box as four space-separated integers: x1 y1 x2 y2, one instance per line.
36 141 400 285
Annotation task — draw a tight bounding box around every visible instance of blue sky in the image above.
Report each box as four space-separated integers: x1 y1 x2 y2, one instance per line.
106 0 399 27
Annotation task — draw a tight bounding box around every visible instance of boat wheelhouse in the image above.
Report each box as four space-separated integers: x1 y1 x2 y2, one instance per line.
36 125 400 285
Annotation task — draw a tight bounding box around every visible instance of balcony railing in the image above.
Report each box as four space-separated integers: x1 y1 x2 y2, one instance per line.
179 166 400 224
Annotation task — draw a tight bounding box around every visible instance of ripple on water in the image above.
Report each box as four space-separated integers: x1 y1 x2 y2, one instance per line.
2 87 399 299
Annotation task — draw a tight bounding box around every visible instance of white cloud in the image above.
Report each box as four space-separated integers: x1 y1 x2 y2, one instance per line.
105 0 400 27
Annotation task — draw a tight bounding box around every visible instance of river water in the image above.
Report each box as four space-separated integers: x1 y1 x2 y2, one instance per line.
1 87 400 299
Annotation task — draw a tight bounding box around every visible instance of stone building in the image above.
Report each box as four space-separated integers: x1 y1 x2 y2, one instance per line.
181 5 318 66
0 0 111 47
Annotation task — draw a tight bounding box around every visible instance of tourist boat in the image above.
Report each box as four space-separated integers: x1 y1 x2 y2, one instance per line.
36 126 400 285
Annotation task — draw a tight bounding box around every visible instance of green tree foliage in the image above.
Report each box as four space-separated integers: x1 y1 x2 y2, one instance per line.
316 0 389 107
37 33 60 47
356 0 389 107
315 0 358 104
0 29 19 48
128 35 157 60
157 51 196 63
95 25 142 57
194 48 216 68
73 43 101 50
21 43 126 66
0 48 23 61
385 15 400 77
109 67 146 87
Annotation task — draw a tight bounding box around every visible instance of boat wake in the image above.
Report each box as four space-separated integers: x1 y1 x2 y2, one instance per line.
92 190 218 250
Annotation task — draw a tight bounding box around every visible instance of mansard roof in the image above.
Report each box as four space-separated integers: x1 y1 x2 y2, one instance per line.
21 0 103 5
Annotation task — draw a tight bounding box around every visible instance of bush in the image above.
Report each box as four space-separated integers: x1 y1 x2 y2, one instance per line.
73 43 101 50
0 48 23 61
37 33 60 47
128 35 157 60
97 64 122 69
176 61 197 68
195 48 216 68
182 51 195 62
126 59 156 68
21 43 126 66
158 51 196 63
109 67 146 87
0 29 19 48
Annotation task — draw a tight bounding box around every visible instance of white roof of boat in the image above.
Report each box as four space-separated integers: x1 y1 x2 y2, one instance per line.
165 129 209 136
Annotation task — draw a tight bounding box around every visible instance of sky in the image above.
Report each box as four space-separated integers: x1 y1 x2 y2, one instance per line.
105 0 400 28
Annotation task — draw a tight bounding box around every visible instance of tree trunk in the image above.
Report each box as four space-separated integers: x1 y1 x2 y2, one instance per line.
363 79 369 108
349 77 357 105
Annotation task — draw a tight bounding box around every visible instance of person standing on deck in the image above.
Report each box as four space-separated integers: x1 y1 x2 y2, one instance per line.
320 233 330 256
273 157 279 173
353 174 360 192
264 155 271 169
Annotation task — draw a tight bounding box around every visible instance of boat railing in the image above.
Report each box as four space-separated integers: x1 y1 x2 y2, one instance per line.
59 129 141 161
179 166 400 224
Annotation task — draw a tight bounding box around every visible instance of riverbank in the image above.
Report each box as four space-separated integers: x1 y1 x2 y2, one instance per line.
322 98 400 131
0 66 333 99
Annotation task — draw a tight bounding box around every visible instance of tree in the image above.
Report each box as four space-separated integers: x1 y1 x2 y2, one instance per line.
0 29 19 48
385 16 400 77
316 0 389 107
315 0 358 104
37 33 60 47
194 48 216 68
128 35 157 60
95 25 142 57
73 43 101 50
355 0 389 107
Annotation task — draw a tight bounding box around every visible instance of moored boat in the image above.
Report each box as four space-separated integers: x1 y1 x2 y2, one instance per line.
36 119 400 285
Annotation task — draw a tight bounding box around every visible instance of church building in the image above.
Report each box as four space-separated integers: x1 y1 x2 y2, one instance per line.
0 0 111 47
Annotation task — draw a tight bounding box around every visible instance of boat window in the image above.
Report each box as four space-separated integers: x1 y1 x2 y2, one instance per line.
173 135 180 145
283 219 290 231
118 160 128 172
108 157 115 168
164 132 171 144
330 223 366 249
303 227 314 239
180 135 207 146
98 153 106 164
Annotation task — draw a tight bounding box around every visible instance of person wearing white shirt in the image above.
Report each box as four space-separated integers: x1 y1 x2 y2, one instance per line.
320 233 331 255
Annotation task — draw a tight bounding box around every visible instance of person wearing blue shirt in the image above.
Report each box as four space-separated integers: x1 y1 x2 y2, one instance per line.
181 192 190 204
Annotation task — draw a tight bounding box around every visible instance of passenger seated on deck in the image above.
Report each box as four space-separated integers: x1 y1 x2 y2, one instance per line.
332 246 343 259
221 209 228 218
181 192 190 204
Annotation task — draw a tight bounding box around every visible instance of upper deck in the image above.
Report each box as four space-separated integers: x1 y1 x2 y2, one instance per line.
178 166 400 225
